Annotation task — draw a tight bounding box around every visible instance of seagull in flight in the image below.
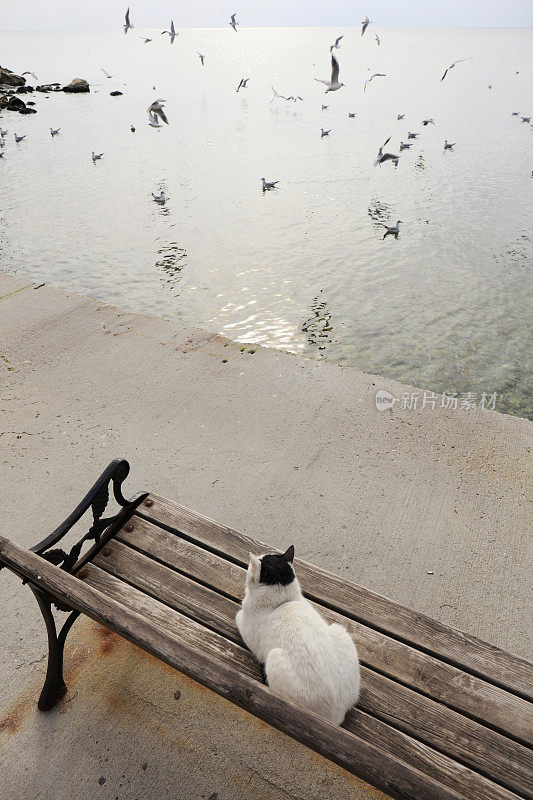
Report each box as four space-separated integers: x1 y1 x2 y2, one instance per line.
124 7 133 34
236 78 250 92
50 127 60 136
148 112 161 128
399 141 412 151
361 16 372 36
440 57 472 82
286 95 303 102
91 151 103 162
407 131 419 139
330 35 343 52
102 68 112 79
375 137 399 166
422 118 435 126
521 116 531 123
22 71 38 82
161 20 177 43
152 191 166 205
321 128 331 137
375 34 380 46
364 73 385 92
198 53 206 65
379 220 403 239
322 104 329 110
147 99 169 124
141 37 152 44
315 53 344 93
397 114 405 120
348 112 357 118
262 178 279 191
14 133 26 143
229 13 239 32
444 140 455 150
511 111 520 116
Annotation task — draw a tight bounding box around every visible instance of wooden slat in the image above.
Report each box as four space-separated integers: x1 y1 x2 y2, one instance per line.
0 534 468 800
81 563 524 800
140 494 533 702
118 515 533 747
92 538 533 799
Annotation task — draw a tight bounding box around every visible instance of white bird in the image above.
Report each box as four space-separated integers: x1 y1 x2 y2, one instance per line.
407 131 419 139
379 220 403 238
375 34 380 46
321 128 331 137
399 141 412 151
152 191 166 204
262 178 279 191
147 99 168 124
364 73 386 92
348 112 357 118
397 114 405 120
422 118 435 126
330 35 343 52
101 68 112 79
271 86 288 102
440 57 472 82
236 78 250 92
286 95 303 102
229 13 239 32
161 20 176 43
0 138 5 148
141 37 152 44
444 140 455 150
198 53 206 65
361 16 372 36
91 151 103 162
50 127 60 136
0 128 8 137
375 137 399 166
148 112 161 128
124 7 133 34
314 53 344 93
21 71 38 82
14 133 26 143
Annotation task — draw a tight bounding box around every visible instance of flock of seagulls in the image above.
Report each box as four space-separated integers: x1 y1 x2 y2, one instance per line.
2 10 530 224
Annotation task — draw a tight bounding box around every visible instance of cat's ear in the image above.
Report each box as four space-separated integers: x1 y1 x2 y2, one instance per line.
281 545 295 563
249 552 261 581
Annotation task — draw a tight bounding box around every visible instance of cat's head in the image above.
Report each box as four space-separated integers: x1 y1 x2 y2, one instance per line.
247 545 295 588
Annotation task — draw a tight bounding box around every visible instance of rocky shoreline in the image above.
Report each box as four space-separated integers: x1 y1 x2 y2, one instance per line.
0 66 90 115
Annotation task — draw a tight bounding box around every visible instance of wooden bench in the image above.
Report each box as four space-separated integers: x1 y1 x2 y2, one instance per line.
0 459 531 800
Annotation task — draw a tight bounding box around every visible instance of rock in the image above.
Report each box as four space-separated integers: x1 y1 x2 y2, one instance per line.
62 78 90 93
26 101 36 106
36 84 61 93
16 86 34 93
5 96 26 111
110 90 123 96
0 95 9 107
0 66 25 87
19 107 37 114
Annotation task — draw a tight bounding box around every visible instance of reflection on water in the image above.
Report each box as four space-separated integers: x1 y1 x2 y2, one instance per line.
0 27 531 419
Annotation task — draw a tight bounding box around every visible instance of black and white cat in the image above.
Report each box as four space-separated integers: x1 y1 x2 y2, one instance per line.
235 545 360 725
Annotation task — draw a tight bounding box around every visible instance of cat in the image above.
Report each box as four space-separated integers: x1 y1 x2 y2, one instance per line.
235 545 360 725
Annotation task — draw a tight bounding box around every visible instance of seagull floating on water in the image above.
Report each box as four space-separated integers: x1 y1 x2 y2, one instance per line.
330 35 343 52
315 53 344 93
322 104 329 110
124 7 133 34
130 124 135 132
511 111 520 116
440 57 472 82
422 118 435 126
407 131 419 139
229 13 239 32
262 178 279 191
198 53 206 65
148 99 168 124
0 128 8 137
348 112 357 118
161 20 176 43
364 73 385 92
236 78 250 92
321 128 331 137
399 141 412 151
379 220 403 239
444 140 455 150
397 114 405 120
50 127 60 136
375 34 380 46
91 151 103 162
152 191 166 205
375 137 399 167
14 134 26 143
521 116 531 123
361 16 372 36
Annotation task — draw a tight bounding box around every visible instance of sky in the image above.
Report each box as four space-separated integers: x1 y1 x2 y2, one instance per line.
1 0 532 32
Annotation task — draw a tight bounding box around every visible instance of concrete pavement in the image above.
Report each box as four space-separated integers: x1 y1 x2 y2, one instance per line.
0 271 531 800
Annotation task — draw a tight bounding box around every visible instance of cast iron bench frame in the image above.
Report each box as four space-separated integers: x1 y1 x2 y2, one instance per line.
0 459 531 800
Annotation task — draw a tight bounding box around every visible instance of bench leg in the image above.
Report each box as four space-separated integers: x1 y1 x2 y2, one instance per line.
30 587 80 711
